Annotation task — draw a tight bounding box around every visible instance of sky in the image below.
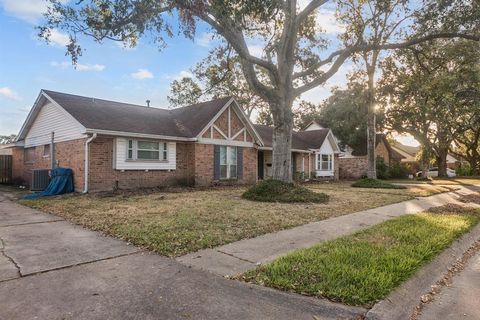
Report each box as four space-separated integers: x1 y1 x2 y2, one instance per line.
0 0 419 146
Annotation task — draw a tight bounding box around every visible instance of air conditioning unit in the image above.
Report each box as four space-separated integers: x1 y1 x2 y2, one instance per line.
31 169 50 191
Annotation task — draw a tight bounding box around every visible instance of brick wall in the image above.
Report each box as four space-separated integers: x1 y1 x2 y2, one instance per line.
376 140 390 164
11 138 86 191
334 154 340 180
86 138 257 191
193 143 257 186
12 135 259 192
87 137 195 192
338 157 368 179
242 147 257 184
194 143 214 186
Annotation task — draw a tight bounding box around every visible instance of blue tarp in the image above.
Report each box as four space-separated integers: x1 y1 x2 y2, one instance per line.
23 167 74 200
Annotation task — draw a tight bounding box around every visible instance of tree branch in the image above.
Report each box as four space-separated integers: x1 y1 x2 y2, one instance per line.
293 32 480 80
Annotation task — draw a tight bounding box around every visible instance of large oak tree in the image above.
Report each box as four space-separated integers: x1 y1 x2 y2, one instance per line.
380 39 480 177
40 0 479 181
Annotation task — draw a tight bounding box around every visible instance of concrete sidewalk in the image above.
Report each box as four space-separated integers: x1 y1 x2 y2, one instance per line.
0 192 365 320
177 186 480 277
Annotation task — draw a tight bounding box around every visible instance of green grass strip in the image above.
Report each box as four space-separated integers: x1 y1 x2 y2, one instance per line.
241 211 479 306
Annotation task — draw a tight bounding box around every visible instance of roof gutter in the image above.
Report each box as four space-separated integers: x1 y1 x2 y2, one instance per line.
257 146 313 153
84 129 197 142
83 133 97 193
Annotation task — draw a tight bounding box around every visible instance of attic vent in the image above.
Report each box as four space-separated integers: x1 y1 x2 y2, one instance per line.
31 169 50 191
146 100 151 107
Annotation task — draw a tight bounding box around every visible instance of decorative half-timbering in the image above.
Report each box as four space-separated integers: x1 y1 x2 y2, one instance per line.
197 101 257 147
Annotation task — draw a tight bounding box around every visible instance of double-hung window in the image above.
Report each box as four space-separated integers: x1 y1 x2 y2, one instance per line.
317 154 332 171
127 139 168 161
220 146 237 179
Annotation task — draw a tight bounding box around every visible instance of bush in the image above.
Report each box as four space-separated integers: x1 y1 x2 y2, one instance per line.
376 157 390 179
456 163 473 176
351 178 406 189
242 180 329 203
388 163 410 179
416 176 432 182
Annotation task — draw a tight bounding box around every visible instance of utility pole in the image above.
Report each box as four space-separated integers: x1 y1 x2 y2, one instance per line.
51 131 55 169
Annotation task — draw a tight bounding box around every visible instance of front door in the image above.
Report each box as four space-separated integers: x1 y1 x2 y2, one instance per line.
258 151 264 180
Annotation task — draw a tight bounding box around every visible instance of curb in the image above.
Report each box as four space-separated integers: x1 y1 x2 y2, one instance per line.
365 221 480 320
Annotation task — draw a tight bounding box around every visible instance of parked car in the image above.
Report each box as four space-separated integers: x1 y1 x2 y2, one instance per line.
416 167 456 178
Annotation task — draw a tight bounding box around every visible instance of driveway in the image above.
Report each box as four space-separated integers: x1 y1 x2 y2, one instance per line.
0 191 364 320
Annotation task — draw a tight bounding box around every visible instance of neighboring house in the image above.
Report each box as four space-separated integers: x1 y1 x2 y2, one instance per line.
391 141 460 171
338 134 405 179
12 90 340 192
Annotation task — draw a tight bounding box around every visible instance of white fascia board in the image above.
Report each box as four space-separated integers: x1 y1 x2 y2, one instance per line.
16 91 47 141
258 146 312 153
197 138 254 147
85 129 197 142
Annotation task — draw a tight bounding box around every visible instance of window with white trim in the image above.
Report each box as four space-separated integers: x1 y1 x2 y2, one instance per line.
317 154 332 171
126 139 168 161
220 146 237 179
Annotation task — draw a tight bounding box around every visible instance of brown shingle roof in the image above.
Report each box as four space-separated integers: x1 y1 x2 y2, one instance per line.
43 90 232 138
253 124 330 150
350 134 405 160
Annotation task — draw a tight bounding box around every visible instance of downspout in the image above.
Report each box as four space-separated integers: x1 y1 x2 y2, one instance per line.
83 133 97 193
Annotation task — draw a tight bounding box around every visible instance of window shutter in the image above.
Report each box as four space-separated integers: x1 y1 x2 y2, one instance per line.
214 145 221 180
237 147 243 180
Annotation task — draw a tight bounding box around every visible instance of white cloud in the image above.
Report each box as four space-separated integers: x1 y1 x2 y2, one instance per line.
48 29 70 47
316 9 345 34
161 70 194 81
0 87 22 101
247 44 264 58
76 63 105 72
196 32 215 47
175 70 193 80
296 1 344 35
51 61 106 72
131 69 154 80
0 0 67 23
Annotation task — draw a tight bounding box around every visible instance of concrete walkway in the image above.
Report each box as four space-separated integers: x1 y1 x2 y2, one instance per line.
178 185 480 277
418 251 480 320
0 192 365 320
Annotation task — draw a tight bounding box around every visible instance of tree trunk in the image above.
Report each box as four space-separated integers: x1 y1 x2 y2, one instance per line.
271 102 294 182
469 158 479 176
366 67 377 179
437 147 448 177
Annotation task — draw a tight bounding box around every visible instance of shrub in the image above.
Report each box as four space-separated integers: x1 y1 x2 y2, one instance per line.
416 176 432 182
456 163 473 177
242 180 329 203
389 163 410 179
351 178 406 189
376 157 390 179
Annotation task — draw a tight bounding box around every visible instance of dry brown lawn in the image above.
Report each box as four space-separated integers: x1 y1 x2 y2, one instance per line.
18 181 451 257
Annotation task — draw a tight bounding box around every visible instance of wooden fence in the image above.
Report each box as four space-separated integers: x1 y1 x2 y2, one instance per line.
0 155 12 184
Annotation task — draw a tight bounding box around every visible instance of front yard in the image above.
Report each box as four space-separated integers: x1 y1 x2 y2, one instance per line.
19 181 453 257
240 206 480 307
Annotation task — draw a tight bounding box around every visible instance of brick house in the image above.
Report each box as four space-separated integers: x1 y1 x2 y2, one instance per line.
13 90 341 192
338 134 405 179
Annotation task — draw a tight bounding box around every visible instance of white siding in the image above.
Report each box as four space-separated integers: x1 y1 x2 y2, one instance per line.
114 138 176 170
24 102 85 147
315 138 335 177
